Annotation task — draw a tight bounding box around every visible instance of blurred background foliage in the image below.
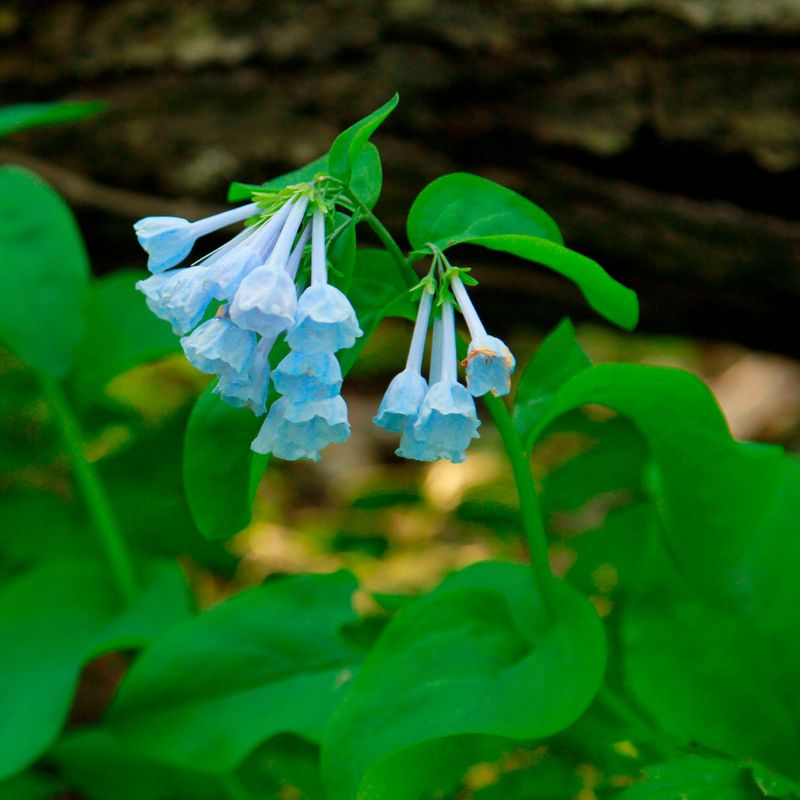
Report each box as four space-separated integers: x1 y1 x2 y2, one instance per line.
1 1 800 798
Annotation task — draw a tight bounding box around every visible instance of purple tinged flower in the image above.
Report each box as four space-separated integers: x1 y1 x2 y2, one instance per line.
134 202 259 274
374 289 433 433
273 351 342 401
229 198 310 337
135 266 215 335
179 308 256 378
251 395 350 461
399 301 480 463
451 275 515 397
214 335 274 415
287 210 362 354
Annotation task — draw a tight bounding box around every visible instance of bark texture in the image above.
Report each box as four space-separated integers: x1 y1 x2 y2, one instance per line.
1 0 798 353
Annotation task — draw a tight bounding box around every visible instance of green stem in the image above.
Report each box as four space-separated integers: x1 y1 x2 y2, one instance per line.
345 186 554 597
39 372 138 604
482 394 553 592
344 189 417 287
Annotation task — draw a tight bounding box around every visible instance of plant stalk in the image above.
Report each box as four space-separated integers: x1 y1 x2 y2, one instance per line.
39 372 138 604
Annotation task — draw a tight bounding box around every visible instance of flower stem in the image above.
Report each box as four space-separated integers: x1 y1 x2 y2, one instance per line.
39 372 138 605
343 189 417 288
482 393 553 595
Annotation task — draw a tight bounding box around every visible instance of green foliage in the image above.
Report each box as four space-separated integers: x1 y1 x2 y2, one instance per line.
0 167 89 376
2 94 799 800
0 100 104 138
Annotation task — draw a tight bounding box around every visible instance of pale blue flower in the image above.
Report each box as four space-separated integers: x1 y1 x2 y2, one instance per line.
251 395 350 461
134 202 259 273
451 275 515 397
136 266 215 335
287 210 362 354
180 311 256 377
273 351 342 401
463 335 516 398
374 289 433 432
206 200 294 301
214 335 274 415
404 301 480 463
229 198 310 337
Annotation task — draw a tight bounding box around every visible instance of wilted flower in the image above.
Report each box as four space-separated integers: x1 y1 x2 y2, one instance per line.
287 210 362 354
135 202 259 274
251 395 350 461
374 288 433 433
451 275 515 397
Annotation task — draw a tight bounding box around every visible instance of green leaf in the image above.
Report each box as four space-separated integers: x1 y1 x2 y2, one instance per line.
66 271 179 404
183 385 264 539
458 234 638 330
407 172 563 249
0 560 190 780
0 167 89 376
328 95 399 185
321 562 605 800
228 142 384 209
107 572 360 772
0 100 104 138
618 756 762 799
513 319 591 446
328 213 358 293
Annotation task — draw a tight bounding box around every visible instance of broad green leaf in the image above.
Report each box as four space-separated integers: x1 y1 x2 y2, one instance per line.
67 271 179 404
472 752 582 800
228 142 384 209
0 771 60 800
0 100 104 138
328 94 398 184
0 560 190 780
327 213 358 293
322 562 605 800
618 756 762 799
107 572 360 772
407 172 563 249
183 385 264 539
458 235 638 330
0 167 89 376
513 319 591 445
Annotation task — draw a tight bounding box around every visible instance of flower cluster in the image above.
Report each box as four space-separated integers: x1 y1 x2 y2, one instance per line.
134 185 362 461
374 260 515 463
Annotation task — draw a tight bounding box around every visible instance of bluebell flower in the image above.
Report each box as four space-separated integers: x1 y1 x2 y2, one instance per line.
287 210 362 354
402 301 480 463
229 198 310 337
134 202 259 274
451 275 515 397
273 351 342 401
374 288 433 432
136 265 215 335
206 200 295 302
214 335 274 415
179 308 256 378
251 395 350 461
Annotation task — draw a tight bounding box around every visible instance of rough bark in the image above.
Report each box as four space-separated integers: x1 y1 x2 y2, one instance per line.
1 0 798 354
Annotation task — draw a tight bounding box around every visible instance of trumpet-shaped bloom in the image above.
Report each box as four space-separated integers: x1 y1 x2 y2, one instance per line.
273 351 342 401
229 198 309 336
214 335 274 415
374 288 433 432
463 334 516 397
287 211 362 354
410 380 480 462
134 202 259 274
180 314 256 377
451 275 515 397
251 395 349 461
404 301 480 463
374 370 428 433
136 266 215 335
